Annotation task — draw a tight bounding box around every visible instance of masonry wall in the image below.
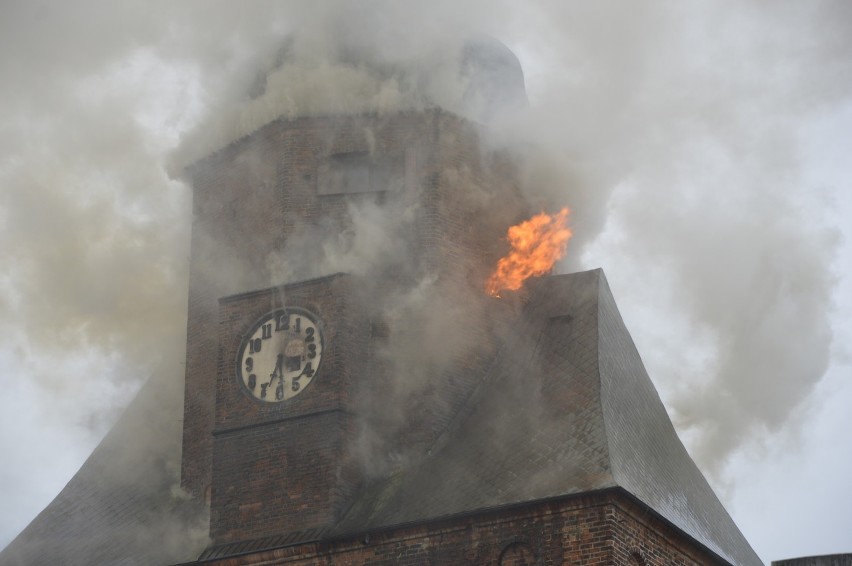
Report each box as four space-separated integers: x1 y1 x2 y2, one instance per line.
211 275 367 543
182 118 285 502
192 490 728 566
181 110 530 535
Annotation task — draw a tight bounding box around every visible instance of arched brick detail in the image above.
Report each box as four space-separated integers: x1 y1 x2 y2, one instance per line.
630 548 648 566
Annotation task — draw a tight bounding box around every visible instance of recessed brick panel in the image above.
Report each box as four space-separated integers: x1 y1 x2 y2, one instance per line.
210 411 356 543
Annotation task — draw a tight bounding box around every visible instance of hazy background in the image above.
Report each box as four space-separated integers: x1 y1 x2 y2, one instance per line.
1 1 851 563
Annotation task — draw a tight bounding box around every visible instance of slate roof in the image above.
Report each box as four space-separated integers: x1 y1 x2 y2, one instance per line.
0 369 207 566
330 269 761 566
1 269 761 566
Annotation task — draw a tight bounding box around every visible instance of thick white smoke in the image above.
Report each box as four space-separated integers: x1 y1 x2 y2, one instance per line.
1 1 849 561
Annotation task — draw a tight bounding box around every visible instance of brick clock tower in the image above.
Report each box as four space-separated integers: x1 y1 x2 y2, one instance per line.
180 109 529 547
0 38 763 566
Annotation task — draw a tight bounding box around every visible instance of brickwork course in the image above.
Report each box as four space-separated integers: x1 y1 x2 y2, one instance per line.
0 40 767 566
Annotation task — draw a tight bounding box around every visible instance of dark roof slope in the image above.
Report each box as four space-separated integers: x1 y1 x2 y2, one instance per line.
335 269 761 566
595 269 758 564
0 370 207 566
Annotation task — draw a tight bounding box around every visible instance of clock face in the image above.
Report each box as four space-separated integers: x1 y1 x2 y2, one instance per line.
236 308 324 402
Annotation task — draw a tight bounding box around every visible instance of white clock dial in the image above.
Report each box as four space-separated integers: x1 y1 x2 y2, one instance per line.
237 308 323 402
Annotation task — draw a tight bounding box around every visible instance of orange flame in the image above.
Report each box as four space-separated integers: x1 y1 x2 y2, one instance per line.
486 208 572 297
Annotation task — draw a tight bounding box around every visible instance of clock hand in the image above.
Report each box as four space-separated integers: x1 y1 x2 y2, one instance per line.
268 354 284 386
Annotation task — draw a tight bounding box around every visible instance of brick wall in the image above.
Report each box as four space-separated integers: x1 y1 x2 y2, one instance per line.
211 275 368 543
354 111 531 465
192 489 728 565
181 109 531 542
182 118 284 501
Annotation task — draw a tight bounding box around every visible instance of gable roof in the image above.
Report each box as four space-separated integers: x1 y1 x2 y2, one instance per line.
332 269 761 566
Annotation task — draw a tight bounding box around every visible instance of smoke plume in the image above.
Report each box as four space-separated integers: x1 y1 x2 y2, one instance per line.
1 0 849 558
